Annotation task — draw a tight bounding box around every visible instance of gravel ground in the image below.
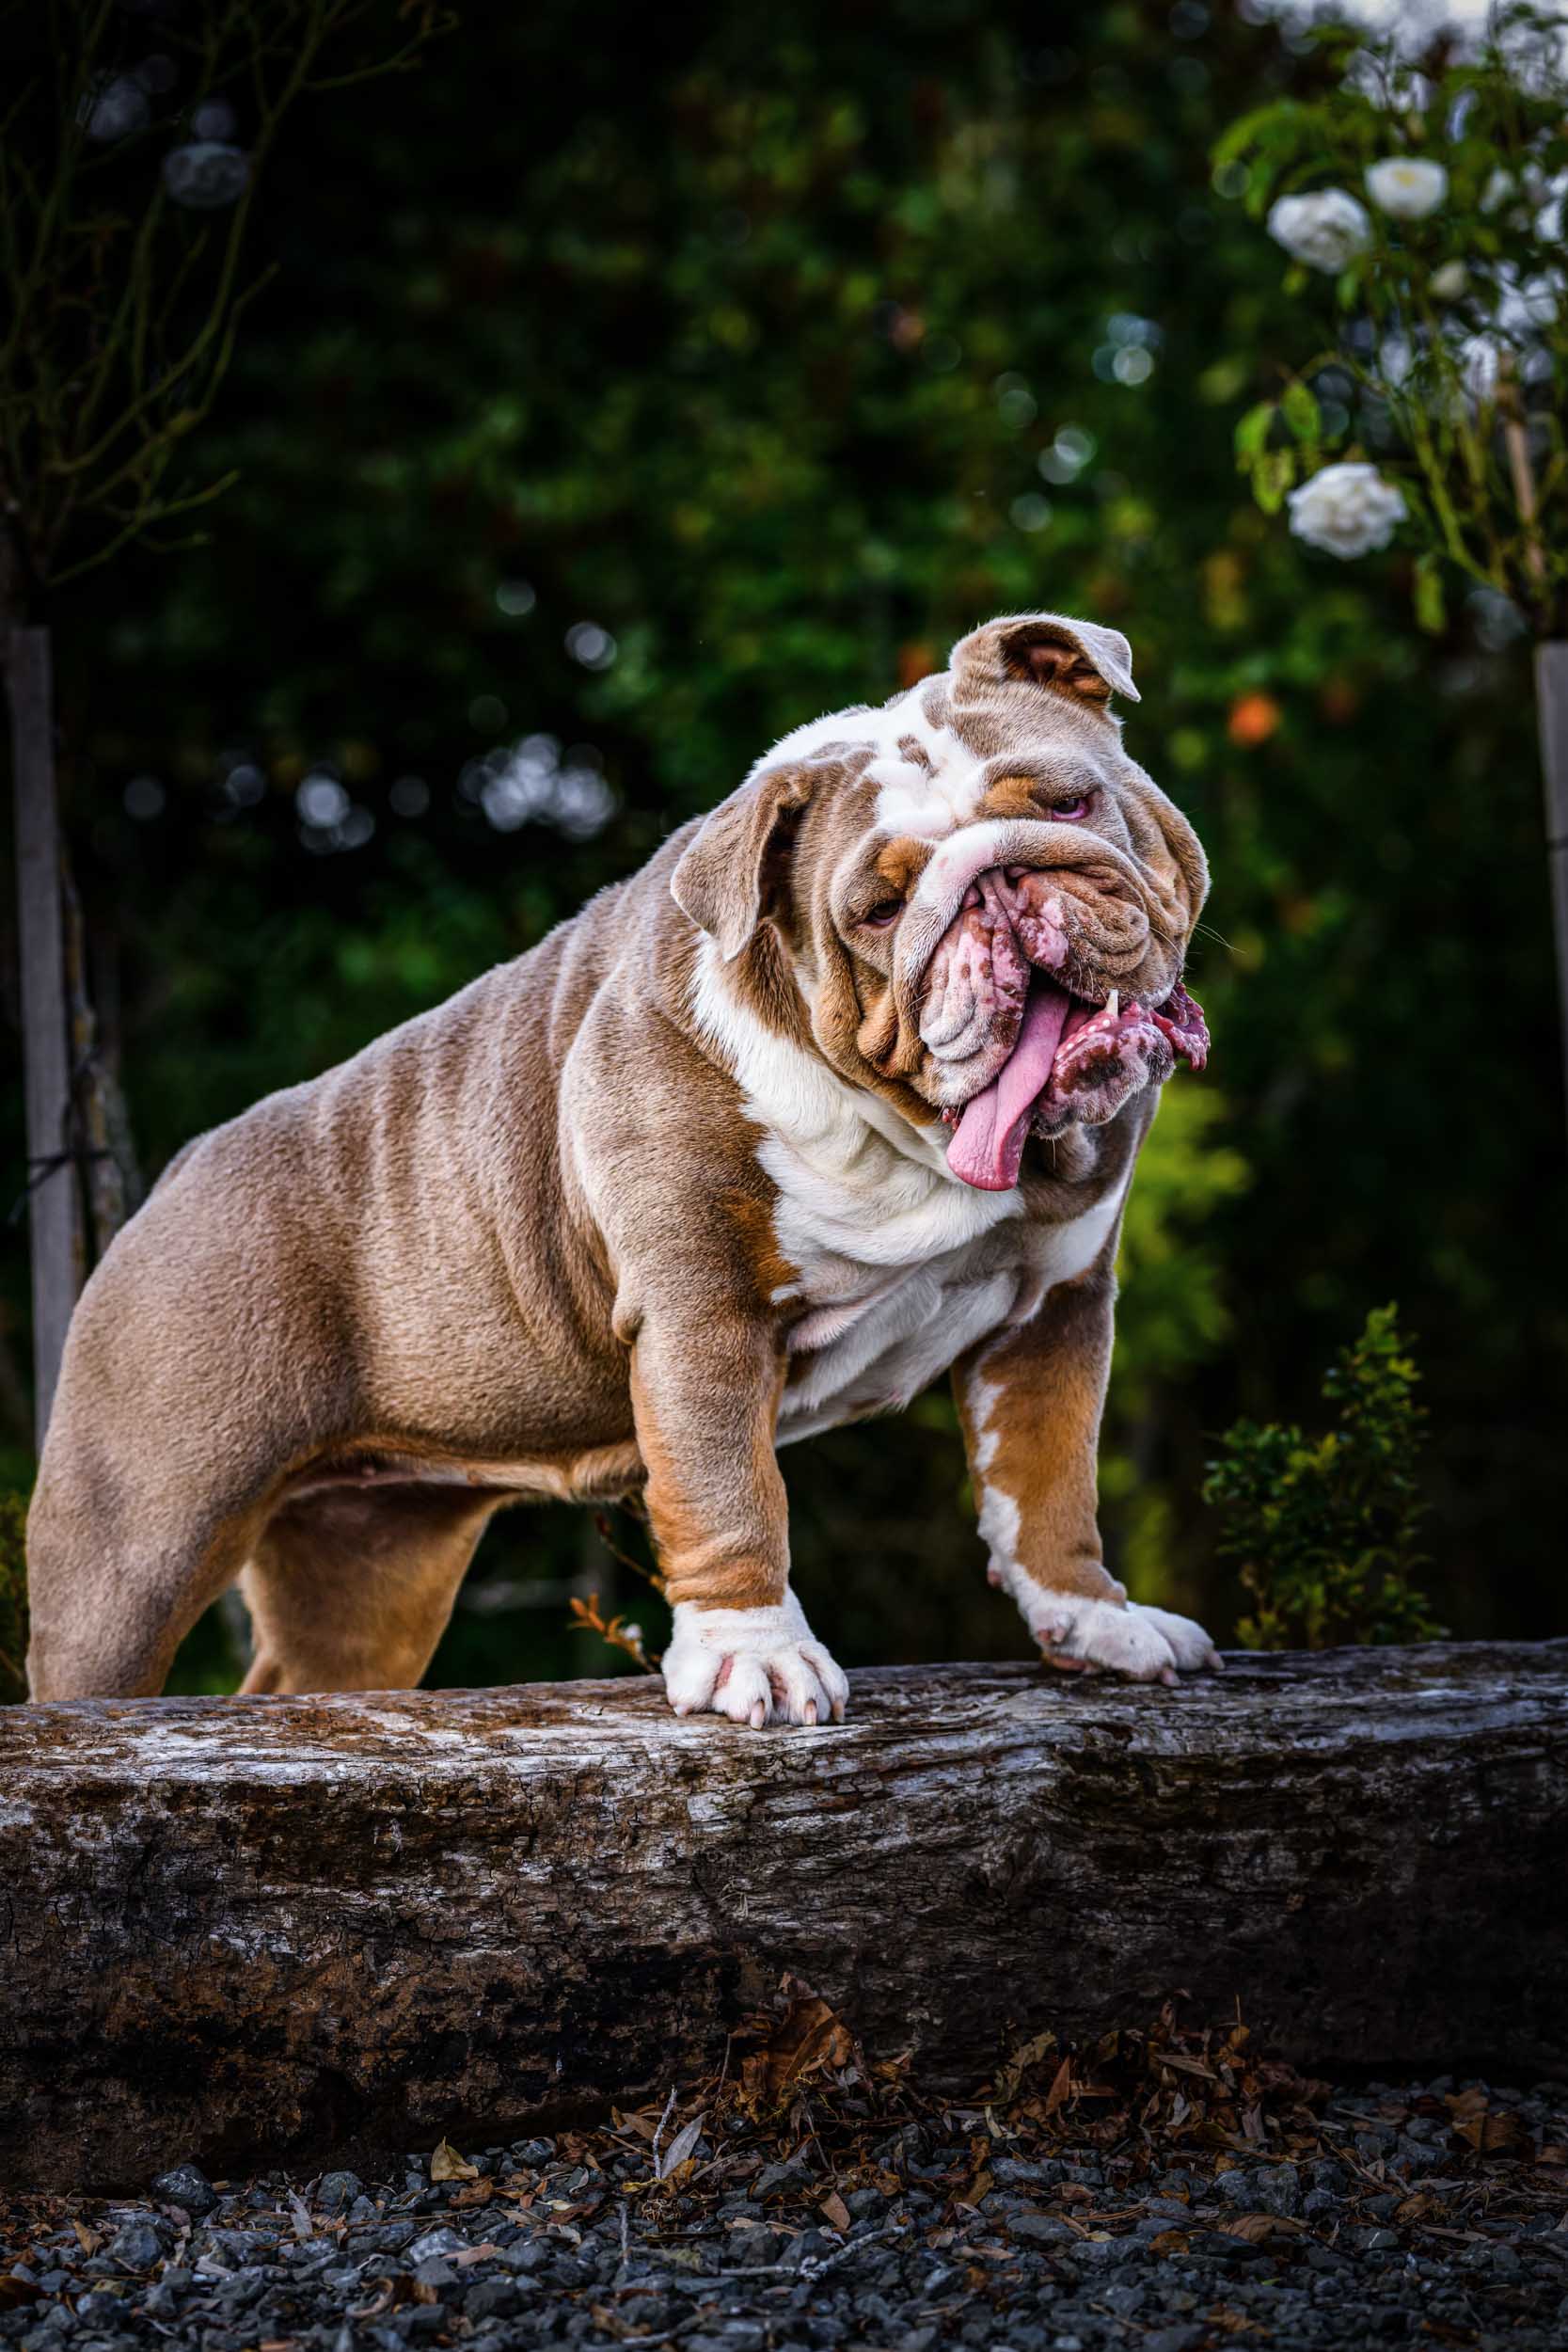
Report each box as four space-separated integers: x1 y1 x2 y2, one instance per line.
5 2001 1567 2352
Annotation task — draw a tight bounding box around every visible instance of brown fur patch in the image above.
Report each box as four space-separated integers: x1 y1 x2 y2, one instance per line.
855 984 901 1072
874 836 933 896
955 1252 1122 1607
1003 629 1115 702
977 773 1049 824
632 1343 786 1612
724 1189 800 1309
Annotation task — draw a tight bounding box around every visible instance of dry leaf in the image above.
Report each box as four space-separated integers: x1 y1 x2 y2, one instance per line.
1148 2229 1191 2256
452 2243 503 2269
451 2181 495 2208
1222 2212 1303 2243
657 2112 705 2181
613 2109 661 2142
72 2224 102 2257
1042 2056 1073 2118
735 1974 857 2113
1161 2055 1220 2082
820 2190 851 2233
995 2028 1056 2104
1453 2108 1535 2159
430 2137 479 2183
287 2192 313 2242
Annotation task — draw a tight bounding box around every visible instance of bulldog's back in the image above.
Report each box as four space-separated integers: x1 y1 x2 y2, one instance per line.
55 874 655 1464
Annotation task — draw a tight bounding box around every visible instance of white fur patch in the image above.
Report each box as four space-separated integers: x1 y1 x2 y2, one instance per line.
980 1566 1221 1683
1005 1589 1220 1683
661 1593 848 1728
746 678 987 843
690 938 1132 1444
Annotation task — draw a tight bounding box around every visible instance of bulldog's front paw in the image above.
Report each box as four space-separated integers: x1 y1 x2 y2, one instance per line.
662 1595 848 1729
1021 1590 1223 1686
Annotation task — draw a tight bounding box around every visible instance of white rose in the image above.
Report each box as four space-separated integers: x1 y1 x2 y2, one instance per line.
1365 157 1449 219
1459 334 1501 405
1494 263 1560 339
1535 170 1568 243
1266 188 1372 273
1286 464 1407 559
1430 260 1468 302
1481 166 1515 214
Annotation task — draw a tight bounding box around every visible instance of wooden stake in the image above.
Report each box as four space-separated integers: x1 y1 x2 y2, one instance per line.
8 624 80 1447
1537 641 1568 1142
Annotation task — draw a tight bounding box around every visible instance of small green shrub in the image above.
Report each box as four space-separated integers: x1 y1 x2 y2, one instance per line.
1204 1306 1443 1651
0 1489 28 1703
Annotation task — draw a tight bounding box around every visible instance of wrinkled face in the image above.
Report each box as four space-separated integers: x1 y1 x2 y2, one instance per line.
673 613 1211 1192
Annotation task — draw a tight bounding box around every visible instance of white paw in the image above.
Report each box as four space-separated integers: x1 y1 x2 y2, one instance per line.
1128 1600 1225 1675
1013 1588 1222 1685
661 1595 848 1729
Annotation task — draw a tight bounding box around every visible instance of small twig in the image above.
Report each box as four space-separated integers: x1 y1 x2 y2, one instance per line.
650 2086 677 2180
593 1506 667 1597
704 2220 907 2282
566 1592 660 1674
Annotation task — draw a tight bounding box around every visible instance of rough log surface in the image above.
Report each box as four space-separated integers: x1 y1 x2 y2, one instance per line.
3 1642 1567 2192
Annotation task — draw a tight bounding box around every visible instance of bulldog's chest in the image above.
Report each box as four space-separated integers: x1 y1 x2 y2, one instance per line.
768 1144 1124 1444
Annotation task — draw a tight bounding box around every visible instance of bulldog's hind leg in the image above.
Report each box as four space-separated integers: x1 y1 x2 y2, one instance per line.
26 1460 267 1701
239 1484 500 1694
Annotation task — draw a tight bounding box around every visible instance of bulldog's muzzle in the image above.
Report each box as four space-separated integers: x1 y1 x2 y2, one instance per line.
911 856 1209 1192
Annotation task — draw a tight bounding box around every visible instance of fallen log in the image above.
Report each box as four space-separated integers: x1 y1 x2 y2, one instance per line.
3 1641 1566 2192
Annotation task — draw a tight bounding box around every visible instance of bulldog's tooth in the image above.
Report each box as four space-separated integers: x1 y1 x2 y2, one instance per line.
1105 990 1119 1021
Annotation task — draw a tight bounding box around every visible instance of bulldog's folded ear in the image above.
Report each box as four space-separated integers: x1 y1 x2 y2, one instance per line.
950 612 1139 706
671 759 819 961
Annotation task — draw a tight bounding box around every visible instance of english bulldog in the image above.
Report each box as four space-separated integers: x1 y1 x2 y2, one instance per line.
26 611 1221 1721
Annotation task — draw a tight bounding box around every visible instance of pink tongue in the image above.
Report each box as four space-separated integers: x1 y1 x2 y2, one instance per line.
946 979 1074 1191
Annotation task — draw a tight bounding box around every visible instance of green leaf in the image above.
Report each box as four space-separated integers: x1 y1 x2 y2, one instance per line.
1414 554 1447 635
1234 401 1276 468
1252 445 1297 516
1281 378 1321 443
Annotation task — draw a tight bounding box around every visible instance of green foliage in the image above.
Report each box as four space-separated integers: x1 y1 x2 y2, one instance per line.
1215 4 1568 634
0 1490 28 1704
1204 1308 1443 1652
0 1 450 602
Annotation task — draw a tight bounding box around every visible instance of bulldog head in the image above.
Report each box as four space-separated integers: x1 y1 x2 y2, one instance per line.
673 612 1210 1192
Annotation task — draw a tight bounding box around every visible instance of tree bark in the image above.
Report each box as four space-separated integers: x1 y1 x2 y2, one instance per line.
1537 641 1568 1138
6 622 80 1447
2 1643 1565 2194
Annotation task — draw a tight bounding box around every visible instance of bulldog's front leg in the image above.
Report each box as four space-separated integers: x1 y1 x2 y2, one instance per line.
954 1266 1221 1685
630 1311 848 1729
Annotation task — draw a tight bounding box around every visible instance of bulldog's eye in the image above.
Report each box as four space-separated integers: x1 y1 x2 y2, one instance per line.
1053 794 1093 821
862 898 903 929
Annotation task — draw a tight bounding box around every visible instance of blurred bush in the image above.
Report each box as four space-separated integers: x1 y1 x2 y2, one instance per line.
1206 1304 1442 1651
